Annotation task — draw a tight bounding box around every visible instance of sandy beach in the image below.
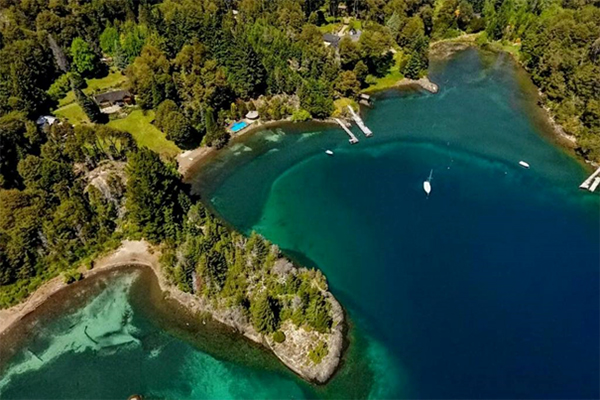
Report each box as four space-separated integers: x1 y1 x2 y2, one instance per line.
0 241 159 338
0 239 344 384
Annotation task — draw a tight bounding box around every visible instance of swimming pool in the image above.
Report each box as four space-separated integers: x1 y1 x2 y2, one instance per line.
230 121 248 133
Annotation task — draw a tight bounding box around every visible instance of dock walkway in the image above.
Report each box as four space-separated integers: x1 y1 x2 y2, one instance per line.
347 106 372 137
334 118 359 144
589 177 600 192
579 166 600 192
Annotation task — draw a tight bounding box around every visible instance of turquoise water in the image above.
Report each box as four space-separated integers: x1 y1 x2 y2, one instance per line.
231 121 249 133
193 49 600 398
1 48 598 399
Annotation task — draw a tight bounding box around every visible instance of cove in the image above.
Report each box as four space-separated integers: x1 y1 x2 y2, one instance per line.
191 48 600 399
0 48 598 399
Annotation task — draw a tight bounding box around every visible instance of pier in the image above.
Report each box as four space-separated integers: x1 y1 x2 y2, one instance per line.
579 166 600 192
334 118 359 144
589 177 600 192
347 106 373 137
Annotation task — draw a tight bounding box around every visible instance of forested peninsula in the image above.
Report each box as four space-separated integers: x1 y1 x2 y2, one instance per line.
0 0 598 383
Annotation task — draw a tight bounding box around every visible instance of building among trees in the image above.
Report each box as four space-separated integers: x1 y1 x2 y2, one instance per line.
93 90 134 114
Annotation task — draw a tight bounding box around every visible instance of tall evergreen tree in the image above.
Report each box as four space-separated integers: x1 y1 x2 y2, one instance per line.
251 292 278 333
74 87 104 123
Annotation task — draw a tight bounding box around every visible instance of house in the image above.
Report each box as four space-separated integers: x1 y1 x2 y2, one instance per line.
93 90 134 114
323 33 341 48
36 115 58 127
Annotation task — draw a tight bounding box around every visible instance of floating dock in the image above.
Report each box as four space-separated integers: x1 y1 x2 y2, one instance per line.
334 118 359 144
579 166 600 192
347 106 372 137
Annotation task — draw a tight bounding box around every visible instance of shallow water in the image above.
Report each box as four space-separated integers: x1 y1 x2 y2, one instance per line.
1 48 598 399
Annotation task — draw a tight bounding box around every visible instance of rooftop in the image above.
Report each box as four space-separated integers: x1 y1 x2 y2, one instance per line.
93 90 132 105
323 33 341 46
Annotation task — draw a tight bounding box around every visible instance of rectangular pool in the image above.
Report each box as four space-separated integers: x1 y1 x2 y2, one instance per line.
230 121 248 133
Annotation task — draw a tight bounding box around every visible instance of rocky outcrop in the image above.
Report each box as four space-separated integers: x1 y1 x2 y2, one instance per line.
396 76 439 93
145 244 345 383
266 293 344 383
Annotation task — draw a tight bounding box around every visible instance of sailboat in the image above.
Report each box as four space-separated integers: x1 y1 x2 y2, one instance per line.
423 169 433 196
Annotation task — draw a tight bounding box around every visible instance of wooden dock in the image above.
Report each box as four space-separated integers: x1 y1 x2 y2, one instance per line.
347 106 372 137
589 177 600 192
334 118 359 144
579 166 600 192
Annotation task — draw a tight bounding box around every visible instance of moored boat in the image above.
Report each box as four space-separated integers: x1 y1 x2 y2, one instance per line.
423 169 433 196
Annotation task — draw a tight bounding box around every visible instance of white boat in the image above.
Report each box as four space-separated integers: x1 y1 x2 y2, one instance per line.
423 169 433 196
326 150 334 156
519 161 530 169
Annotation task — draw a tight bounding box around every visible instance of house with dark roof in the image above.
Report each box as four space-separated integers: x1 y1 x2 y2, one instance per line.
323 33 341 47
93 90 134 114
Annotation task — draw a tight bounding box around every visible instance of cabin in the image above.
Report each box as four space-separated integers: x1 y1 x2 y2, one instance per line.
93 90 134 114
323 33 341 48
359 93 372 106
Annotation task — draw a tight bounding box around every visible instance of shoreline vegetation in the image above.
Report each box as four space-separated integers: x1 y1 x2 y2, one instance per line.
430 37 593 165
1 0 598 393
0 240 345 384
0 43 587 388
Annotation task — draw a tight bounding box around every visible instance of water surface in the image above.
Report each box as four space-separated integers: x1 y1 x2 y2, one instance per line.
192 48 600 399
1 48 598 399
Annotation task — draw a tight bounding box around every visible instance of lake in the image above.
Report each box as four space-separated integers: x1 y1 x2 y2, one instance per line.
1 48 598 399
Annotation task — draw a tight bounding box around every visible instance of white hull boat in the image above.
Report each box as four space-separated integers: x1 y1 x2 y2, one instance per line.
519 161 530 169
326 150 334 156
423 169 433 196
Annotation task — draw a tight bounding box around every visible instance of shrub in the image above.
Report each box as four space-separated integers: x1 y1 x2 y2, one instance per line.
308 340 329 364
47 74 72 102
63 271 83 284
273 330 286 343
291 109 311 122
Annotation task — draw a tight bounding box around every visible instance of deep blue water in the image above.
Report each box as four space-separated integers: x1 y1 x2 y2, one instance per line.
1 48 598 399
193 48 600 399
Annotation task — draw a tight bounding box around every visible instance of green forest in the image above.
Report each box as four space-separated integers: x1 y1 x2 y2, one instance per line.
0 0 598 312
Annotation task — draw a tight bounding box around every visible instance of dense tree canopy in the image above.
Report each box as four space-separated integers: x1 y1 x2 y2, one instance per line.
0 0 597 311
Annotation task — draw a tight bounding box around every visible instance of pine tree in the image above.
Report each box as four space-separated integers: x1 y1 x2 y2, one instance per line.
306 295 332 333
74 87 104 123
48 34 69 73
113 41 128 70
403 53 422 80
251 292 278 333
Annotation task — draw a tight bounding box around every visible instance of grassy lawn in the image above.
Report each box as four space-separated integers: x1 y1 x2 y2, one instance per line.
108 110 180 157
333 97 358 117
363 51 405 93
319 22 343 34
59 70 127 107
54 102 90 125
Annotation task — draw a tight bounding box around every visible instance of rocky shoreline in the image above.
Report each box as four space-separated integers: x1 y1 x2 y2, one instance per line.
395 76 439 93
0 240 345 384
